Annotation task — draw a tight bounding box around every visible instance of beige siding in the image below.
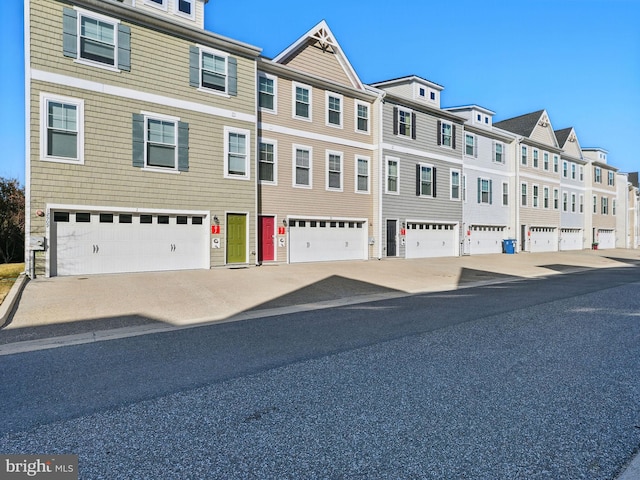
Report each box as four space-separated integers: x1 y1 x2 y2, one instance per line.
529 123 557 148
30 0 255 117
283 42 353 87
562 139 582 158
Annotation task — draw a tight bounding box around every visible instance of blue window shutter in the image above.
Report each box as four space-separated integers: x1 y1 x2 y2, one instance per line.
178 122 189 172
436 120 442 145
63 8 77 58
132 114 144 168
416 164 421 196
432 167 437 197
189 46 199 87
117 24 131 71
228 56 238 96
489 179 493 204
411 112 417 140
452 125 457 149
393 107 398 136
477 178 481 203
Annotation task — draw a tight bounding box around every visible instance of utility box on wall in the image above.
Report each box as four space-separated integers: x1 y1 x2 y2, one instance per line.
30 236 45 250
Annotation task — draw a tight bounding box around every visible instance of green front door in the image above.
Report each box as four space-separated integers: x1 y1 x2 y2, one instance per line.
227 214 247 263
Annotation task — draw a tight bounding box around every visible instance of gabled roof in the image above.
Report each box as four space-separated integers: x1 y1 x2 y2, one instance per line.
494 110 545 137
272 20 364 90
554 127 573 147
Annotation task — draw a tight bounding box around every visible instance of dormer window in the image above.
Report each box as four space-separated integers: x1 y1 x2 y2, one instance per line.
477 114 481 122
419 88 425 97
145 0 167 10
430 92 435 100
484 117 489 124
178 0 193 15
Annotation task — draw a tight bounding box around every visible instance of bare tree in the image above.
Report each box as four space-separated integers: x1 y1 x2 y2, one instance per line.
0 178 25 264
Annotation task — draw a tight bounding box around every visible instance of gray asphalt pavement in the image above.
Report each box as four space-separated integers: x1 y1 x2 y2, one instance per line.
1 263 639 479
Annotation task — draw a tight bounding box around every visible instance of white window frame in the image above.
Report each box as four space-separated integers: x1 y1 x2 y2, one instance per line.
224 126 250 180
385 157 399 195
502 182 509 206
440 121 453 148
292 82 312 121
562 191 568 212
465 134 476 157
593 195 598 214
532 149 539 168
594 167 602 183
579 165 584 181
613 199 617 216
258 72 277 114
293 144 313 189
197 46 231 96
571 163 577 180
418 163 435 198
543 152 549 171
479 177 491 205
521 182 527 207
601 197 608 215
533 184 539 208
355 101 370 135
326 92 343 129
543 186 550 209
326 150 343 191
174 0 196 20
571 193 576 213
397 107 412 137
579 194 584 213
562 161 568 178
608 171 615 186
450 169 461 201
553 188 559 209
355 156 370 194
521 145 528 166
40 93 85 165
258 138 277 185
494 142 504 163
142 111 180 172
145 0 168 11
75 8 120 72
553 155 559 173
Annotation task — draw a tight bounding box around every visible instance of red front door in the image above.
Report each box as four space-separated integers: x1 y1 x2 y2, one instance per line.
259 216 275 262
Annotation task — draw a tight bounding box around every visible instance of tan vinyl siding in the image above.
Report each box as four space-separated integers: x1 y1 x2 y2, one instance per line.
529 124 557 148
30 0 255 116
30 81 256 268
562 139 582 158
282 42 353 87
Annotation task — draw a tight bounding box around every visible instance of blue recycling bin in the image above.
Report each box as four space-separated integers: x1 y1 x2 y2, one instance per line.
502 239 516 254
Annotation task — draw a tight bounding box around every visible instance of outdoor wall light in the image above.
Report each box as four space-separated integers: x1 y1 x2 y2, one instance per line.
213 215 220 225
283 219 287 227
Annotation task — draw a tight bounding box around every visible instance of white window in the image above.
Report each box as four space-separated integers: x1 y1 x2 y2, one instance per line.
146 0 167 9
571 193 576 213
465 134 476 157
175 0 195 18
258 73 276 112
479 178 492 204
608 171 615 186
554 189 559 209
293 83 312 120
571 163 576 180
451 169 460 200
543 187 549 208
326 151 343 191
521 146 527 165
494 142 504 163
355 102 369 134
533 149 539 168
502 182 509 206
521 183 527 206
593 195 598 214
146 115 178 170
594 167 602 183
224 127 250 179
440 121 453 147
355 156 370 193
40 93 84 164
200 48 230 93
258 139 277 184
533 185 539 207
553 155 559 173
419 164 434 197
326 92 343 128
398 108 412 137
293 145 312 188
601 197 608 215
80 13 116 67
563 161 568 178
386 157 399 194
579 165 584 181
563 192 568 212
579 194 584 213
613 199 617 215
543 152 549 170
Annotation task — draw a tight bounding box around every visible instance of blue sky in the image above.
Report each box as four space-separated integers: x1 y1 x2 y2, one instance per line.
3 0 639 185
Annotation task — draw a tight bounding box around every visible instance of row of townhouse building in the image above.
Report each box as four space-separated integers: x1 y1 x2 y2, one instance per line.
24 0 640 277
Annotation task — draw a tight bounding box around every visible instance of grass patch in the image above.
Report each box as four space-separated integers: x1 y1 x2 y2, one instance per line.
0 263 25 305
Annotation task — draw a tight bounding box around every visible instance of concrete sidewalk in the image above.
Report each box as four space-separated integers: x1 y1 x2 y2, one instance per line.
2 249 639 352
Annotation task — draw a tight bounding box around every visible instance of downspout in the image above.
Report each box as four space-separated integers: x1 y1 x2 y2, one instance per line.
24 0 32 276
377 91 386 259
514 135 522 252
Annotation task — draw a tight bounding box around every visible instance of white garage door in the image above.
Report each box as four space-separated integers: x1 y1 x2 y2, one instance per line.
469 225 505 255
51 210 209 276
559 229 583 251
405 223 458 259
597 229 615 249
288 219 367 263
530 227 558 253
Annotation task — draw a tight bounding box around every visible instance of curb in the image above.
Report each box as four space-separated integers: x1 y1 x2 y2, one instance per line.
0 273 29 330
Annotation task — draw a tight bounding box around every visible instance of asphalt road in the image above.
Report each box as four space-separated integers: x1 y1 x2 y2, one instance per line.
1 266 639 479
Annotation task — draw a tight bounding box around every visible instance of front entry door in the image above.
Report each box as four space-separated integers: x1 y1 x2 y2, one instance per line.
386 219 397 257
258 216 275 262
227 214 247 263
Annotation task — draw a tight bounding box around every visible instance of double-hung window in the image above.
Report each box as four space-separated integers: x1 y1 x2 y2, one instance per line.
294 146 312 187
356 102 369 133
293 83 311 120
63 8 130 71
439 121 454 148
258 140 276 183
494 142 504 163
132 112 188 172
502 182 509 206
465 134 476 157
398 109 412 137
326 151 343 191
593 195 598 214
608 171 615 186
418 164 435 197
41 94 84 164
613 199 617 215
533 185 539 207
553 155 559 173
521 146 527 165
478 178 492 204
258 73 276 112
543 187 549 208
543 152 549 170
225 127 250 179
571 193 576 213
601 197 608 215
571 163 576 180
532 149 539 168
451 170 460 200
326 93 342 127
553 189 559 209
521 183 527 206
386 158 399 194
189 46 237 96
356 157 370 193
594 167 602 183
579 165 584 181
579 195 584 213
563 192 568 212
563 161 568 178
